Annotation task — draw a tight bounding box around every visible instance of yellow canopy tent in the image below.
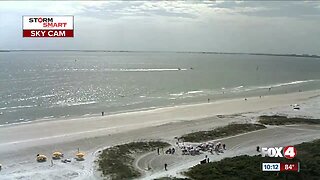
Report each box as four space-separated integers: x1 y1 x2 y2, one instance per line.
52 152 63 159
36 154 47 162
75 152 85 160
76 152 85 158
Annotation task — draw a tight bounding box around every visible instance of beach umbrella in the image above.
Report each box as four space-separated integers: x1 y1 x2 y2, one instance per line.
53 152 62 156
36 154 47 162
76 152 85 158
52 152 63 159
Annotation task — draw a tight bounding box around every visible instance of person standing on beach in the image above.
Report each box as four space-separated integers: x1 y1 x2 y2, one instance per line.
164 163 168 171
208 98 210 103
157 148 160 155
102 111 104 116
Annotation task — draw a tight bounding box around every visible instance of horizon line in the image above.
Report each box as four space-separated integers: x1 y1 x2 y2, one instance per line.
0 49 319 58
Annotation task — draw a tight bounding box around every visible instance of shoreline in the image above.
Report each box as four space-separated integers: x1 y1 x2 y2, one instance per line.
1 79 319 127
0 90 319 150
1 89 319 128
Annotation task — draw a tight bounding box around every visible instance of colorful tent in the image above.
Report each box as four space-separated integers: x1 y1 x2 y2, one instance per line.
76 152 85 158
36 155 47 162
52 152 63 159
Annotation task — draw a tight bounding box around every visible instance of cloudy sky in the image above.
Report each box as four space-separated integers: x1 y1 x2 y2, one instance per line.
1 1 320 54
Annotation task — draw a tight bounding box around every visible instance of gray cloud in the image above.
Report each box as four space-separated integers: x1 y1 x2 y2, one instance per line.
79 1 200 19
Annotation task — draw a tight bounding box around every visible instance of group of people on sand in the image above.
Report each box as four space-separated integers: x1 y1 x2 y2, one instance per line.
200 155 210 164
165 148 175 155
200 141 226 155
178 141 226 156
180 144 200 156
157 147 176 155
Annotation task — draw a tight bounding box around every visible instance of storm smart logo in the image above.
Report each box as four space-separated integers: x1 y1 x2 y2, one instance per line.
22 16 74 38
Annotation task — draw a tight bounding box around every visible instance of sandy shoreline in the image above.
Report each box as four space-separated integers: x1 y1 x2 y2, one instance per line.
1 90 320 150
0 90 320 179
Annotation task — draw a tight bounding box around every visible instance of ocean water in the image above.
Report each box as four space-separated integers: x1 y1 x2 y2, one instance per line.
0 51 320 125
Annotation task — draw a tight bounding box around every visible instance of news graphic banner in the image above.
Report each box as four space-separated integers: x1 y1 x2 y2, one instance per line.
262 162 300 172
261 146 300 173
22 16 74 38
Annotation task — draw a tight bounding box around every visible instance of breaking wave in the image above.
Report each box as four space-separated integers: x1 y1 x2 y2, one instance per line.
44 68 188 72
244 79 319 91
0 105 36 110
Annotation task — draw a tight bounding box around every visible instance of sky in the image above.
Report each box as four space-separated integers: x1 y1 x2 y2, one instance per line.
0 1 320 54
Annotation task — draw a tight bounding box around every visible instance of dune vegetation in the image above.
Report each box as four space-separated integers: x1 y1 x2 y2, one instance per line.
97 141 170 180
179 123 266 142
259 115 320 125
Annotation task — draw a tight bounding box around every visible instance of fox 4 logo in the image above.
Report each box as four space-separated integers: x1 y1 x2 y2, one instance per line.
261 146 297 159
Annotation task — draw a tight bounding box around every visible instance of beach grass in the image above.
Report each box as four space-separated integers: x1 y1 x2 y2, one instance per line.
259 115 320 125
97 141 170 180
179 123 266 142
184 139 320 180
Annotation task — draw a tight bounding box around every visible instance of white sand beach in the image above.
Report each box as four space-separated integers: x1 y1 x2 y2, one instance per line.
0 90 320 180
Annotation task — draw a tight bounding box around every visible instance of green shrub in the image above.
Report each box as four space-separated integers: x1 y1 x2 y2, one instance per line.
98 141 170 180
259 115 320 125
180 123 266 142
